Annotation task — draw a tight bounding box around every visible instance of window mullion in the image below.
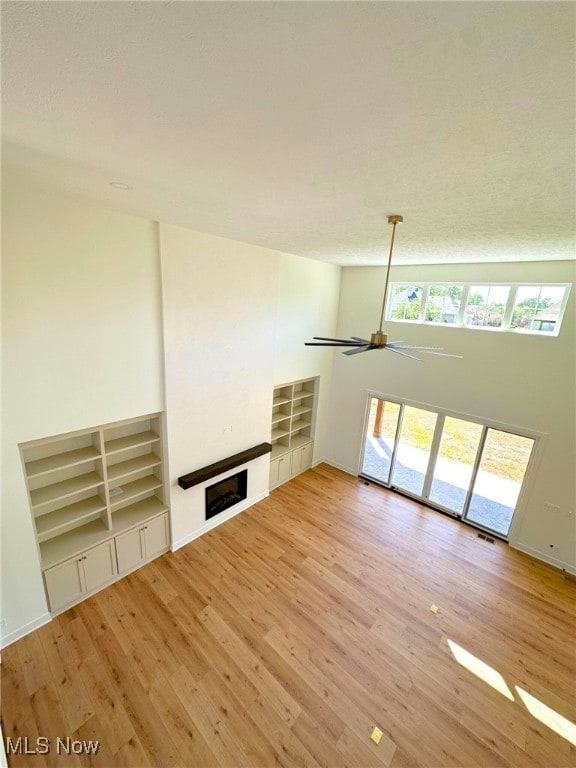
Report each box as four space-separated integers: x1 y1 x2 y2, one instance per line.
502 285 517 330
419 284 428 323
458 285 470 327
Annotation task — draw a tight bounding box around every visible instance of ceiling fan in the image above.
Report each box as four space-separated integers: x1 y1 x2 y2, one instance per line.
305 214 461 361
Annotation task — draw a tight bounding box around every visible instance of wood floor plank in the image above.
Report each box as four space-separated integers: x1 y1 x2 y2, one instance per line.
73 714 116 768
2 464 575 768
336 725 397 768
1 648 48 768
90 629 181 766
92 587 163 692
169 665 254 768
197 669 287 767
147 673 220 768
36 621 94 734
15 632 51 697
198 604 303 726
75 651 135 755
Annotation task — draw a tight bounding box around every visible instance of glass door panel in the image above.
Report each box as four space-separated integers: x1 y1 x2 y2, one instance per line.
361 399 400 485
428 417 483 514
465 429 535 536
390 406 437 496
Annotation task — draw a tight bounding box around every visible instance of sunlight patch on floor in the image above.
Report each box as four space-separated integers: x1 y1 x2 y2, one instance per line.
447 638 576 748
515 687 576 747
447 639 514 700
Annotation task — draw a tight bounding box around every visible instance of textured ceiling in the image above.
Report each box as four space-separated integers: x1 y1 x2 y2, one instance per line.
2 1 575 265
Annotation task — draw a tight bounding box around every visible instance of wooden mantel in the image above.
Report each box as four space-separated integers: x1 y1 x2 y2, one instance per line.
177 442 272 490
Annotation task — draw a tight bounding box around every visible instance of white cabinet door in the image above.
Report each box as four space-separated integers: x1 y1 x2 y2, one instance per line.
143 514 169 558
44 558 85 613
291 446 303 475
291 443 313 477
83 540 117 592
45 540 120 613
277 454 292 484
115 514 168 574
116 526 145 574
269 459 280 487
300 442 313 471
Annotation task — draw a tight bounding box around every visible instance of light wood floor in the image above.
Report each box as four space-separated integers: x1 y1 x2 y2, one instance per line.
2 464 575 768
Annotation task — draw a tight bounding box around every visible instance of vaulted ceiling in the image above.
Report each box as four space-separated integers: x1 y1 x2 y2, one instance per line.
2 2 574 265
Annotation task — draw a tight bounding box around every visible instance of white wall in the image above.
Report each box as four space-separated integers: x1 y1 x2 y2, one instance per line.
324 260 576 572
1 172 165 644
159 226 341 549
274 253 341 462
1 174 342 647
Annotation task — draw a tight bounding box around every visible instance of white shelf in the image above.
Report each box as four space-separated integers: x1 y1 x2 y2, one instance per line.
291 434 314 450
25 446 100 478
293 390 314 400
36 498 106 544
291 419 311 433
104 430 160 455
271 443 292 460
110 476 163 508
30 471 103 509
111 497 169 535
21 413 170 581
270 378 317 488
107 453 161 481
40 519 111 570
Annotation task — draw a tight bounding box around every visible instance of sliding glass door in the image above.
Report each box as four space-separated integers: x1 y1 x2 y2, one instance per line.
428 417 483 514
390 406 437 496
360 397 535 539
464 428 535 536
361 399 400 485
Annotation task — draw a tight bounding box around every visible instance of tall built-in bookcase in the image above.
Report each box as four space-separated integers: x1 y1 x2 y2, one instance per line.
20 413 170 613
270 377 317 488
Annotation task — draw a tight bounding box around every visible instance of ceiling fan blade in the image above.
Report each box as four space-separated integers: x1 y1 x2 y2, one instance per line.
343 345 371 355
387 343 462 358
311 336 362 343
304 342 364 347
350 336 370 344
416 350 463 358
385 346 423 362
388 344 443 350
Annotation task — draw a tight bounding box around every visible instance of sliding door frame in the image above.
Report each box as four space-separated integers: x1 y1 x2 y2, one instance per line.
358 391 544 542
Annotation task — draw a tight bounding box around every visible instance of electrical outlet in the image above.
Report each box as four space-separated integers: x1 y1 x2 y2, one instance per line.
544 502 561 513
0 619 7 631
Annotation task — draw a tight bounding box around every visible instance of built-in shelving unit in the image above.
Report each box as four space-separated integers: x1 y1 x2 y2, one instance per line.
269 377 317 488
20 413 170 613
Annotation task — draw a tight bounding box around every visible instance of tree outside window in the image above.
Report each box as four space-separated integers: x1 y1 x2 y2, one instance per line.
465 286 510 328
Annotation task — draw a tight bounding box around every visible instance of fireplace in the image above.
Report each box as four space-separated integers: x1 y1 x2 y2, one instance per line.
205 469 248 520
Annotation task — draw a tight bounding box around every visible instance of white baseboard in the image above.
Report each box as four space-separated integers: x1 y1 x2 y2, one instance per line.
512 542 576 575
320 458 356 476
171 490 269 552
1 611 52 650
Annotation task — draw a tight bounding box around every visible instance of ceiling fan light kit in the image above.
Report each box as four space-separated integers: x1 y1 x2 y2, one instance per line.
305 214 462 362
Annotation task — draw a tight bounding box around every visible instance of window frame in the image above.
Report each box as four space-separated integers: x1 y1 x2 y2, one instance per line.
385 282 571 337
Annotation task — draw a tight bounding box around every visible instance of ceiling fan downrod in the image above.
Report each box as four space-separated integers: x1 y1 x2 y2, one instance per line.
304 212 462 361
373 214 403 346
